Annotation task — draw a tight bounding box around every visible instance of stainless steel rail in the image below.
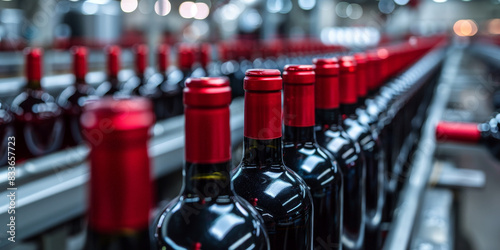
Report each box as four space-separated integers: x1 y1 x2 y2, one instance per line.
383 48 462 250
0 98 244 248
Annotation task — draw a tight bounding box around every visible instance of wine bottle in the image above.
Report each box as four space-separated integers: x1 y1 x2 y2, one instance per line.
313 58 366 250
128 44 150 95
232 69 314 250
436 119 500 160
96 45 122 96
142 44 184 120
154 77 270 249
339 55 385 249
11 48 64 160
282 65 343 249
81 97 155 250
57 46 95 147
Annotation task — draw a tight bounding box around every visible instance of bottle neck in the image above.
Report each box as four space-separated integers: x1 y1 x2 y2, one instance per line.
341 103 358 119
26 79 42 91
182 161 233 197
284 126 315 143
75 78 87 86
241 137 283 167
315 108 342 129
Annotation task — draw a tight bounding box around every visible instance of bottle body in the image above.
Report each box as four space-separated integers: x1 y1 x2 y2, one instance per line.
283 131 343 249
155 162 269 250
315 110 366 250
232 146 314 250
58 81 95 147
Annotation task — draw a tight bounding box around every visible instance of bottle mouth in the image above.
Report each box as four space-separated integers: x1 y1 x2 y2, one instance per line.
184 77 232 108
283 64 315 85
338 56 357 73
244 69 282 92
81 96 154 132
313 58 339 76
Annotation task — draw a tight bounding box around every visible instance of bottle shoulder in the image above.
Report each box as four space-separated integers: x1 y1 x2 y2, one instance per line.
155 196 269 249
283 143 342 190
232 166 313 222
11 90 61 119
316 127 365 169
57 85 94 110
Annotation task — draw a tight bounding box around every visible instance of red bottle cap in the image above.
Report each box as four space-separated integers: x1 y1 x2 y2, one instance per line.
135 44 148 75
353 53 368 99
107 45 121 78
244 69 282 139
435 122 481 144
366 51 380 92
313 58 340 109
200 43 211 68
313 58 339 76
184 77 232 163
158 44 170 72
283 64 315 84
25 47 43 82
283 65 315 127
72 46 87 81
178 45 195 70
376 48 389 86
81 97 154 233
338 56 358 105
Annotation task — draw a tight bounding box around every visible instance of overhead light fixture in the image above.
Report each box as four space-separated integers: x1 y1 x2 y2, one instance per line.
154 0 171 16
120 0 138 13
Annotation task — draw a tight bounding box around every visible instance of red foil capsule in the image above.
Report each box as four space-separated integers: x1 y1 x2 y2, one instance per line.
313 58 340 109
72 46 87 81
353 53 368 99
244 69 282 140
158 44 170 72
178 45 195 71
184 77 232 163
135 44 148 75
200 43 211 69
435 122 481 144
26 47 43 82
366 51 380 92
376 48 389 86
283 65 315 127
107 45 121 78
338 56 358 105
81 97 155 233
